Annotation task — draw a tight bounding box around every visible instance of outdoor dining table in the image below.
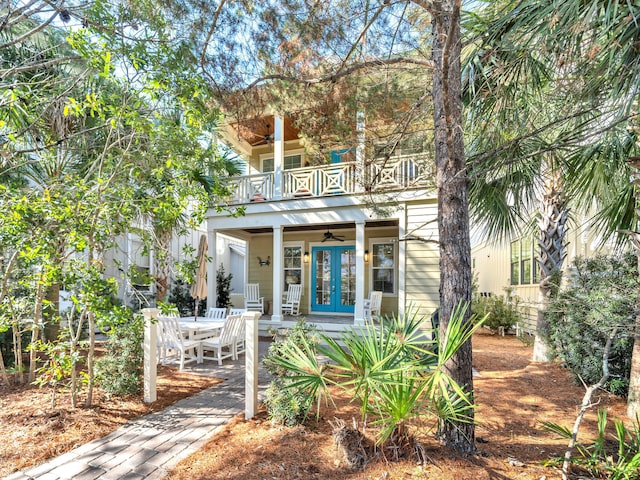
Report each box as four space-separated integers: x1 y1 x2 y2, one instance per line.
179 319 225 341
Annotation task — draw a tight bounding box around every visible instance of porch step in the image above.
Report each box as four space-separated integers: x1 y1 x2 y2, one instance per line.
259 318 356 341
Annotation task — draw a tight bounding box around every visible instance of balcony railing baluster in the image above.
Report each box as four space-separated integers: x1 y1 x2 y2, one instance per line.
226 154 429 205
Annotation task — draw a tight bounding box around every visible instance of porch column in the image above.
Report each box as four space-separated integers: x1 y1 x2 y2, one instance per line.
398 205 406 318
273 115 285 200
271 225 283 324
142 308 159 403
207 224 218 308
355 221 366 325
355 110 366 193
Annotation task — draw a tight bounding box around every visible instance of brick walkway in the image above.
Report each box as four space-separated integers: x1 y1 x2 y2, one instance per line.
4 343 271 480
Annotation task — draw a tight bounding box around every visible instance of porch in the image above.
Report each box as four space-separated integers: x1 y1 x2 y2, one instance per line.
226 154 432 205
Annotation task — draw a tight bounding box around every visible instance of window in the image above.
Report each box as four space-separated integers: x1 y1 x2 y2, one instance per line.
370 240 396 294
283 244 303 290
510 238 538 285
263 154 302 172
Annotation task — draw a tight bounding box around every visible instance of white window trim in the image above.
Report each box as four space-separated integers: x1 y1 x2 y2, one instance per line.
283 241 305 288
368 237 398 296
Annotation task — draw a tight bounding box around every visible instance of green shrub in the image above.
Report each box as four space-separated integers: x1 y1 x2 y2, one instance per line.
95 309 144 396
472 287 522 334
262 319 320 426
216 264 233 309
167 280 196 316
265 305 482 451
543 409 640 479
546 254 637 397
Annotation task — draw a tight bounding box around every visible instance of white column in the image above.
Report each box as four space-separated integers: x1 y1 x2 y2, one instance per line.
271 225 283 324
398 205 406 318
207 224 217 308
273 115 285 200
355 111 366 192
142 307 159 403
244 311 261 419
355 221 366 325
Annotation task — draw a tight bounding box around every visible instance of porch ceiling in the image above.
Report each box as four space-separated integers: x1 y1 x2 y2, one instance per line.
228 115 300 148
240 219 398 235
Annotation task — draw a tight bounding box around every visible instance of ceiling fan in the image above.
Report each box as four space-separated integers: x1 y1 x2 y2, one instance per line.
322 230 345 242
250 123 272 146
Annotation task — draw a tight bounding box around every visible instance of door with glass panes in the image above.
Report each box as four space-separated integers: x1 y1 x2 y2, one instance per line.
311 246 355 313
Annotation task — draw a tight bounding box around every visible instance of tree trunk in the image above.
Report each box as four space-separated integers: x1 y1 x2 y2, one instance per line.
28 278 45 384
628 314 640 418
43 283 60 342
154 227 172 303
532 169 567 362
626 158 640 417
431 0 475 454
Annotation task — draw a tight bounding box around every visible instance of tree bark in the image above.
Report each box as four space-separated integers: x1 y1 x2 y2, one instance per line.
533 169 567 362
431 0 475 454
622 157 640 417
627 228 640 418
154 227 172 303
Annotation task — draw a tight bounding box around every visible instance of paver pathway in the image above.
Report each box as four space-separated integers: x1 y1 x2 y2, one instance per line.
4 345 271 480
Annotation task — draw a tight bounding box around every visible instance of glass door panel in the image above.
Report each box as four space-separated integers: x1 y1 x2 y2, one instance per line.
311 246 355 313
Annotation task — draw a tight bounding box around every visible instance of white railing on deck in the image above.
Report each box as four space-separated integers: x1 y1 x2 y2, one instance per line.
284 163 357 198
369 153 429 189
226 153 430 204
228 172 273 203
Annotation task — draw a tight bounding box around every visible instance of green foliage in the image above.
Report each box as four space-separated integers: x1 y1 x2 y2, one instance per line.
543 409 640 479
472 287 523 334
167 280 196 316
546 254 637 396
216 264 233 309
95 309 144 397
32 336 84 407
265 305 482 444
262 319 321 426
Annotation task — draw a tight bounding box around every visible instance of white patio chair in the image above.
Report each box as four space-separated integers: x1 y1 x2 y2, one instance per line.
201 314 242 365
228 308 246 316
282 284 302 315
205 307 227 320
157 314 201 370
363 291 383 321
244 283 264 313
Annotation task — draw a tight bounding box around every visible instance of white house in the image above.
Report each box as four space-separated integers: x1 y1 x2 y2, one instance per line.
206 114 440 333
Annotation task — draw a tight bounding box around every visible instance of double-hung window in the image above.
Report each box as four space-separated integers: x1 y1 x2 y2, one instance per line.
370 240 396 294
510 238 539 285
263 154 302 172
283 243 303 291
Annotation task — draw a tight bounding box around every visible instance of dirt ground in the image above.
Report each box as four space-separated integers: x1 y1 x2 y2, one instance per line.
168 331 630 480
0 366 221 477
0 331 632 479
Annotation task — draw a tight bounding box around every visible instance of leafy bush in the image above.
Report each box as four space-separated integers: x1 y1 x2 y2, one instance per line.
472 287 523 334
262 319 320 426
543 409 640 479
167 280 197 316
216 264 233 309
265 305 482 454
546 254 637 396
95 308 144 396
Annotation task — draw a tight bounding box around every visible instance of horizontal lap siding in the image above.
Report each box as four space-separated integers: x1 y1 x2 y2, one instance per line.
405 201 440 320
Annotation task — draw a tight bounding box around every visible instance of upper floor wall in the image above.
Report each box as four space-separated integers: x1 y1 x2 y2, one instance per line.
220 115 434 206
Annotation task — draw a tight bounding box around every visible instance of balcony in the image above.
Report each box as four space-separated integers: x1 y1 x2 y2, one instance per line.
226 153 432 205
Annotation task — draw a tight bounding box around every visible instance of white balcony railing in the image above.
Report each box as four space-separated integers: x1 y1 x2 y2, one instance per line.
227 153 430 204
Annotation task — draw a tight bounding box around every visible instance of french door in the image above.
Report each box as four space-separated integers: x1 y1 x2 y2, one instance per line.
311 245 356 313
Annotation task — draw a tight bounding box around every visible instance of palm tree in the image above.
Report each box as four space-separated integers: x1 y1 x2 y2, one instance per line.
463 0 640 413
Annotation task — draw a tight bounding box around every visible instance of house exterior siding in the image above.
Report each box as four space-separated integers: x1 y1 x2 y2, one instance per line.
472 212 620 334
404 200 440 320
